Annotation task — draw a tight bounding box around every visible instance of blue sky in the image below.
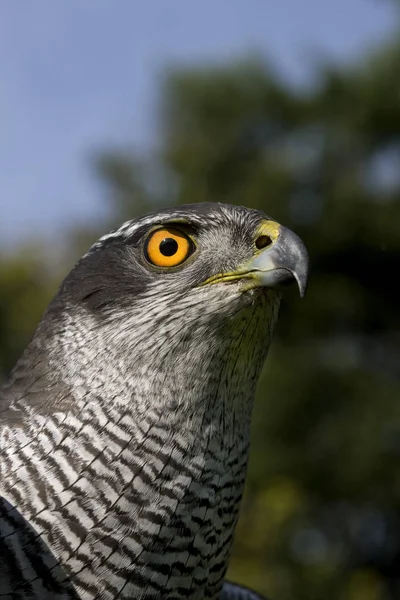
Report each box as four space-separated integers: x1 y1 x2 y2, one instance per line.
0 1 398 246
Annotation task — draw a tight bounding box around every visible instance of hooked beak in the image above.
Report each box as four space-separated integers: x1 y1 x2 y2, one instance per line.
242 223 309 298
202 221 309 297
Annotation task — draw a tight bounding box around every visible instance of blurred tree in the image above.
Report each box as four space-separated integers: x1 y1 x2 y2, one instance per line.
2 21 400 600
0 249 57 379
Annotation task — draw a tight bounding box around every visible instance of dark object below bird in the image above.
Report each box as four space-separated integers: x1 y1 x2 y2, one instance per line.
221 581 269 599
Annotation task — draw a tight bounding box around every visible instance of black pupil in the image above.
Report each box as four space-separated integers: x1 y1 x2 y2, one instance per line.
159 237 179 257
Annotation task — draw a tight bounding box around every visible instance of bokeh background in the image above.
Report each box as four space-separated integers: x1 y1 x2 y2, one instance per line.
1 2 400 598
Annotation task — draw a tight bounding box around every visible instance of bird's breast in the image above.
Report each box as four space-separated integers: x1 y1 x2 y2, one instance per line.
2 401 251 599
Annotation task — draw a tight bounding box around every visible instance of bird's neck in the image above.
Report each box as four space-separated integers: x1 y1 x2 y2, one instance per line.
2 297 277 599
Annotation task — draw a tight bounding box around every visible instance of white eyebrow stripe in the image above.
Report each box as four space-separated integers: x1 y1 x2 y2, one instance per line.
84 203 267 257
85 214 164 256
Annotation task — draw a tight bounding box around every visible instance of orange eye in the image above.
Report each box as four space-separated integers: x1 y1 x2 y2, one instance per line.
145 227 193 268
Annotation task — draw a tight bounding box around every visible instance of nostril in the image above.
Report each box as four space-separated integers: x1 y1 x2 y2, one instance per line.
255 234 273 250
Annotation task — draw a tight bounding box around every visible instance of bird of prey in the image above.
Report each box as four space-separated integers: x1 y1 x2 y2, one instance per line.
0 203 308 600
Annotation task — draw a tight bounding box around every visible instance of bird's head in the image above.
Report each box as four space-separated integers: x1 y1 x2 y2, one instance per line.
62 202 307 313
7 203 308 426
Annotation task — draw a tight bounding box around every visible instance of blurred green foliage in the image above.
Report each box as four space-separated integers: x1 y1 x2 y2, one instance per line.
0 249 57 378
2 27 400 600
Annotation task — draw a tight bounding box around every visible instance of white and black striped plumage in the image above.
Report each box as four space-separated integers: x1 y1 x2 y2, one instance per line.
0 203 308 599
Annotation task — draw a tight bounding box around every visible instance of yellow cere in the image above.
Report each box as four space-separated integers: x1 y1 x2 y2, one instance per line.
255 220 281 247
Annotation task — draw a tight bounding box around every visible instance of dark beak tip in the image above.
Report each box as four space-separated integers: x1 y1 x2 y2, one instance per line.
296 275 308 299
267 268 307 297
